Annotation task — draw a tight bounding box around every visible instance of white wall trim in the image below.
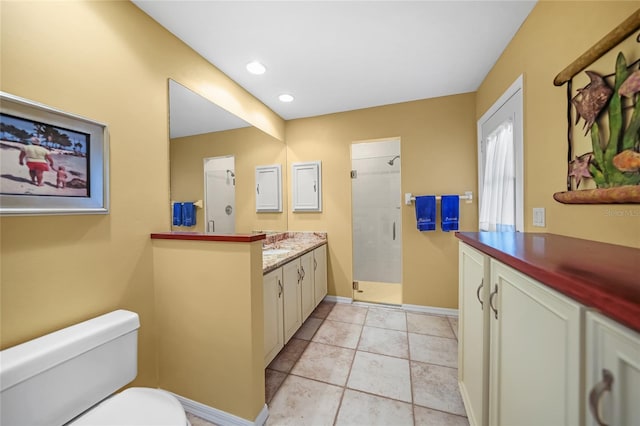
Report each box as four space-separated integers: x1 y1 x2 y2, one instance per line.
402 304 458 317
324 295 353 304
168 391 268 426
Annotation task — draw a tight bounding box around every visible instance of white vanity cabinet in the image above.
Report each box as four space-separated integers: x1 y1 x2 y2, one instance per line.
292 161 322 212
458 243 490 426
488 260 582 426
255 165 282 212
264 244 328 367
282 259 302 344
585 311 640 426
263 268 284 367
313 244 328 306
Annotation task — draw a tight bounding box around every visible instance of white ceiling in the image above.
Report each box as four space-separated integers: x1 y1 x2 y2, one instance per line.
136 0 536 124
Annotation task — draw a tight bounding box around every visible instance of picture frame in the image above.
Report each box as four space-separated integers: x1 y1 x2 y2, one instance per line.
0 92 109 215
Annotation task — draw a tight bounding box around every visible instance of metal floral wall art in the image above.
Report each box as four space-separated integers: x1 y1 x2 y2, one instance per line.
553 10 640 204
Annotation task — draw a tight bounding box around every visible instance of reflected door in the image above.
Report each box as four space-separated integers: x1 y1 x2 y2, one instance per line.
351 140 402 304
204 156 235 233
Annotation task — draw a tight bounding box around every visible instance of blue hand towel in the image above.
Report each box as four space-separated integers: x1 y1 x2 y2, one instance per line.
441 195 459 232
415 195 436 231
182 202 196 227
173 202 183 226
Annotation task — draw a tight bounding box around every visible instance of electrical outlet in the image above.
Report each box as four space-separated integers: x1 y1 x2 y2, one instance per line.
533 207 545 227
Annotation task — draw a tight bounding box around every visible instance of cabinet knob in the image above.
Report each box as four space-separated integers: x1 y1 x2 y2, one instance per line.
589 368 614 426
476 279 484 310
489 284 498 319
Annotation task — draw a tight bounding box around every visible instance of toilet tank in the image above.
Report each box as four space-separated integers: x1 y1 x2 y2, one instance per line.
0 310 140 426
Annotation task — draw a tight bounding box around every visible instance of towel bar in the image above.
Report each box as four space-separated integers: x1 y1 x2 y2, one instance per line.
405 191 473 205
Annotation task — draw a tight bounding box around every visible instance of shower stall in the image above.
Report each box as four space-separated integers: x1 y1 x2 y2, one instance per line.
204 155 235 233
351 139 402 304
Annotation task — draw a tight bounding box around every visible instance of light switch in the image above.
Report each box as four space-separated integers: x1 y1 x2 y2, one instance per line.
533 207 545 227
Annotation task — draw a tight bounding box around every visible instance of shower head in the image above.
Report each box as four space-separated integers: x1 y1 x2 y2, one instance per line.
387 155 400 166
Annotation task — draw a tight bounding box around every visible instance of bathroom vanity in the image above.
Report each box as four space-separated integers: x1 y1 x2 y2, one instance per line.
261 232 327 366
455 232 640 426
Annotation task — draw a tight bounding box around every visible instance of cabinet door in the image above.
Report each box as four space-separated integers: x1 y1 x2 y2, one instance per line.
292 161 321 212
586 312 640 426
313 244 328 306
489 260 582 426
458 242 490 426
300 252 315 321
255 165 282 212
282 260 302 343
263 268 284 367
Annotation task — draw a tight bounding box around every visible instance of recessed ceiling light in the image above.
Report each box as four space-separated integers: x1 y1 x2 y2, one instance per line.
246 61 266 75
279 94 294 103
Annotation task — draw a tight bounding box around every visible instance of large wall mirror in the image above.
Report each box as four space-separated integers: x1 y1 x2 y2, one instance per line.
169 79 288 234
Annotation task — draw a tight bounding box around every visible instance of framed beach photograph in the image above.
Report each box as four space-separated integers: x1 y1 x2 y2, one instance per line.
0 92 109 215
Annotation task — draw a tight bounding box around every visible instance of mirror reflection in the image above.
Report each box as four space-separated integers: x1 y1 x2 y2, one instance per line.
169 79 288 234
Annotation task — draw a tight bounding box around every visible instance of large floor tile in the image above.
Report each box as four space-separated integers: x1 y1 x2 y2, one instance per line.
326 304 368 325
186 413 219 426
266 375 343 426
265 369 287 403
365 307 407 331
312 319 363 349
294 317 323 340
407 313 455 338
267 338 309 373
347 351 411 403
411 361 466 416
311 301 335 319
291 342 355 386
358 326 408 359
408 333 457 367
335 389 413 426
414 406 469 426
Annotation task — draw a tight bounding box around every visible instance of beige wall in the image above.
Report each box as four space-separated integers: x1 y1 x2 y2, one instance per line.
286 94 478 307
476 1 640 247
0 0 284 396
152 239 264 420
171 126 288 234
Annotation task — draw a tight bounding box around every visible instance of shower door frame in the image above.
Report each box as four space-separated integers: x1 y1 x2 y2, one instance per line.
351 138 402 305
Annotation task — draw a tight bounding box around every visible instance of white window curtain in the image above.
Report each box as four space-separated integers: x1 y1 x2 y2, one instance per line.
479 120 515 232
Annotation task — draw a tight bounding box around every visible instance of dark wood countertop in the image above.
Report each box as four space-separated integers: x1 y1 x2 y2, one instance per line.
456 232 640 333
151 232 266 243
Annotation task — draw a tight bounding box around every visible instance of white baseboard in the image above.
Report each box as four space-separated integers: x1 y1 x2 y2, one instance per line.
168 391 269 426
325 295 458 317
402 303 458 317
323 295 352 304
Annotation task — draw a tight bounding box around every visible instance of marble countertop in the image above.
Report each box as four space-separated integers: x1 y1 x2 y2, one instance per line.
263 232 327 274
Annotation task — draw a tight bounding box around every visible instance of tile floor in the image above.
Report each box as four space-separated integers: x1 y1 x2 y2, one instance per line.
264 301 469 426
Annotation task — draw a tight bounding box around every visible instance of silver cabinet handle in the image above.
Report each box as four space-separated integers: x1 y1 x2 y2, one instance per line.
476 279 484 310
257 184 260 194
489 284 498 319
277 278 282 298
300 265 305 280
297 268 301 283
314 257 317 271
392 222 396 240
313 181 317 192
589 368 614 426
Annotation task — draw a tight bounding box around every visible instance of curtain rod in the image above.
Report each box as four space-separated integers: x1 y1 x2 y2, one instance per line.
553 9 640 86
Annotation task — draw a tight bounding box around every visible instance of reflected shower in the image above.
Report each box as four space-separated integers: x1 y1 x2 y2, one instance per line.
387 155 400 166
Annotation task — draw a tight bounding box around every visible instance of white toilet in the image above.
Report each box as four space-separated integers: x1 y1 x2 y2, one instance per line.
0 310 190 426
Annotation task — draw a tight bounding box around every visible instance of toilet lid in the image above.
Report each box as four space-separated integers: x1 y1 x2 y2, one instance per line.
70 387 187 426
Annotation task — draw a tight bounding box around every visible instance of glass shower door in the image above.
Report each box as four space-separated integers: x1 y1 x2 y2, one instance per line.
352 140 402 304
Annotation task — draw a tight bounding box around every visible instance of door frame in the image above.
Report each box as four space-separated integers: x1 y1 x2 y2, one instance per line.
477 75 524 232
